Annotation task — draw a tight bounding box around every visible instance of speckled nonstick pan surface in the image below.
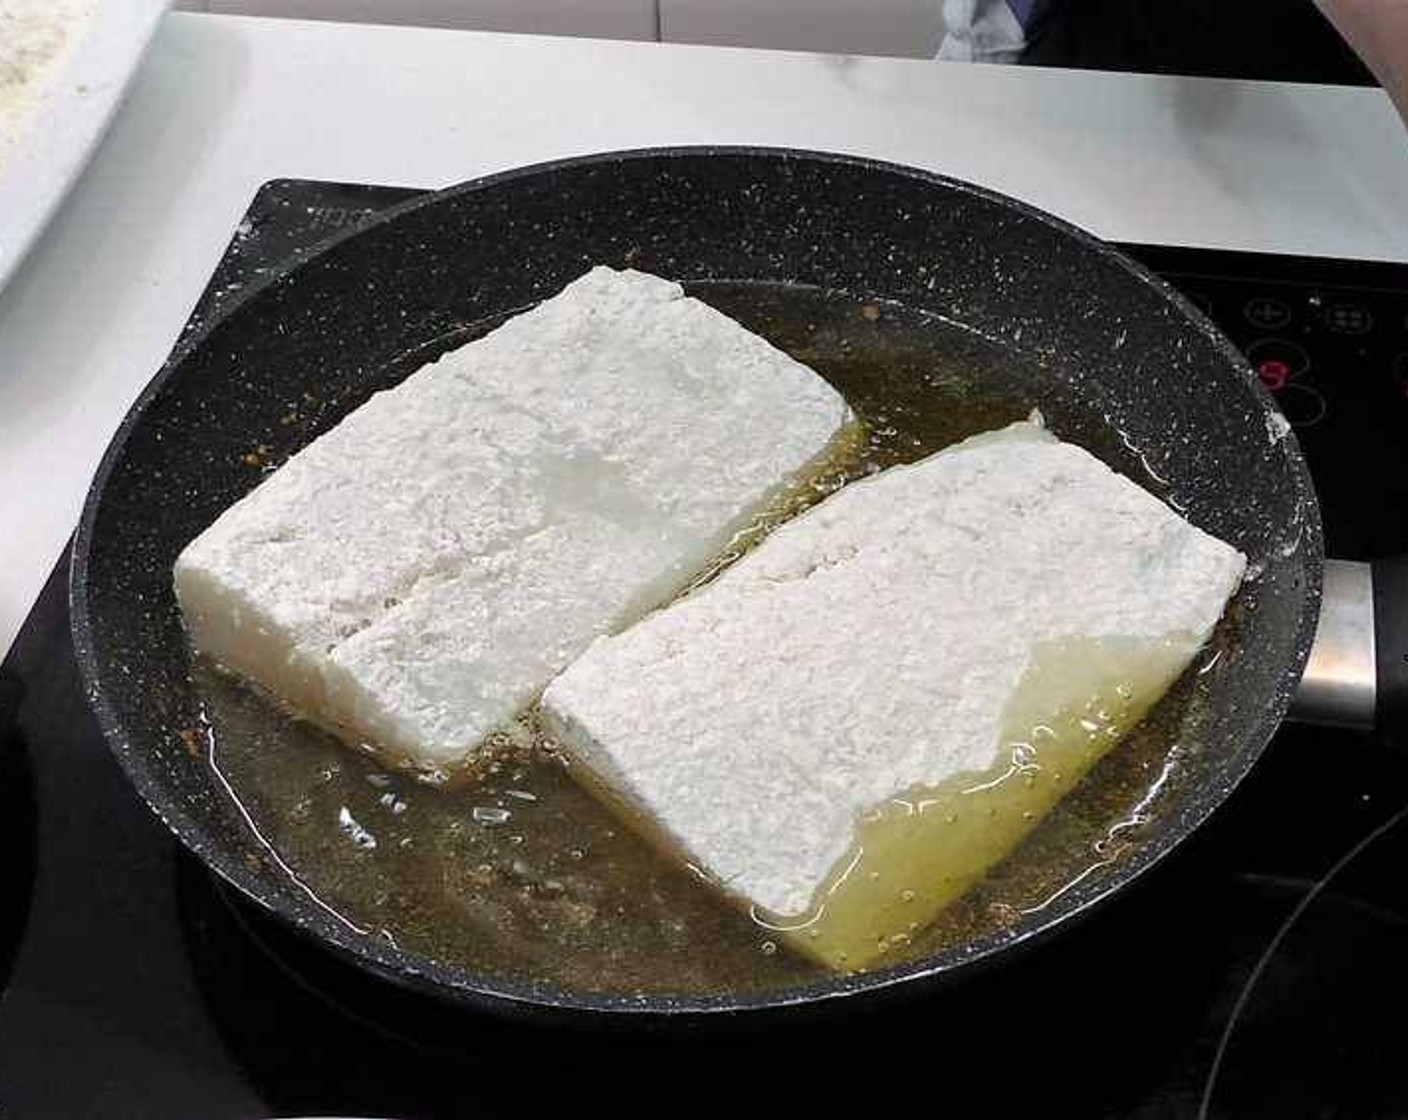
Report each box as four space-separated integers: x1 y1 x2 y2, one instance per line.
70 148 1320 1023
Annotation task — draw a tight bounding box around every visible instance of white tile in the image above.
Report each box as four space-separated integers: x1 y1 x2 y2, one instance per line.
204 0 657 41
661 0 941 58
172 0 209 9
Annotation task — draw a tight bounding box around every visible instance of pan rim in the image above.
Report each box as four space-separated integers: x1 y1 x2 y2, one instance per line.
69 144 1324 1020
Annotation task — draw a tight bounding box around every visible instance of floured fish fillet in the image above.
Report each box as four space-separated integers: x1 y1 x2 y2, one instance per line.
542 420 1245 970
174 266 851 774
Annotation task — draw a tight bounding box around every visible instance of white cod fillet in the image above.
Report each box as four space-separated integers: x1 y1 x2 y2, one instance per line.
174 266 851 773
542 421 1246 966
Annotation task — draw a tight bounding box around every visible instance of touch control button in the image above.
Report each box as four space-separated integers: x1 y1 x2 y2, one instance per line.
1246 338 1310 388
1324 303 1373 334
1244 297 1291 330
1277 384 1327 428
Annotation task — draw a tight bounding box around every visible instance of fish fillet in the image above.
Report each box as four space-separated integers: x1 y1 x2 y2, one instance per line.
174 266 851 773
542 421 1246 969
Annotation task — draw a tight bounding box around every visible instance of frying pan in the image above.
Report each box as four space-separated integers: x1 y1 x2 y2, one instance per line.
68 147 1406 1022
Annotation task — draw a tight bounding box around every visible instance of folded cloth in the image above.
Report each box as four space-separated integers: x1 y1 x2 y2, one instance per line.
938 0 1055 62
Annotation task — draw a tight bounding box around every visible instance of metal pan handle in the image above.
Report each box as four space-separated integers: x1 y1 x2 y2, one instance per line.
1289 557 1408 736
1372 556 1408 737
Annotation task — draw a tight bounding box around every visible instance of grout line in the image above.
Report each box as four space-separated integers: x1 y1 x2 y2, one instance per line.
653 0 662 42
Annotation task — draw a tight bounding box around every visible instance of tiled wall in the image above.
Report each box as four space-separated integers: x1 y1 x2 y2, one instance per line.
173 0 945 58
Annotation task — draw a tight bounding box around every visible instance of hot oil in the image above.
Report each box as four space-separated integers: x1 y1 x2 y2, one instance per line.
761 635 1199 971
198 671 817 994
197 281 1227 997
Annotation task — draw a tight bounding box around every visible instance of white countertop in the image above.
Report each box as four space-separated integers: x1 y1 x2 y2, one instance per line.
3 11 1407 657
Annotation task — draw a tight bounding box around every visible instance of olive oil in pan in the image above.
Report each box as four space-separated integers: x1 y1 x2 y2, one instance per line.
754 634 1201 971
196 282 1230 997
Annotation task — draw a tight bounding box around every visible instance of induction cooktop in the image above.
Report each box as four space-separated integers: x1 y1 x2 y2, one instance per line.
2 179 1406 1119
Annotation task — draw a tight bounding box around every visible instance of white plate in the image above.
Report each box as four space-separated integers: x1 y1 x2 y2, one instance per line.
0 0 169 290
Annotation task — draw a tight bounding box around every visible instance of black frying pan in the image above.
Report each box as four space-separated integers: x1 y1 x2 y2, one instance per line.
70 148 1398 1023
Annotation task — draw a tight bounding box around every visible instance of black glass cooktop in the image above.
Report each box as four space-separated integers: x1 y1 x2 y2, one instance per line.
3 180 1408 1119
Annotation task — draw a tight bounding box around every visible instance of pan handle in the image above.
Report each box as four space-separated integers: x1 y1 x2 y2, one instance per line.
1373 556 1408 738
1290 560 1375 729
1289 557 1408 735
